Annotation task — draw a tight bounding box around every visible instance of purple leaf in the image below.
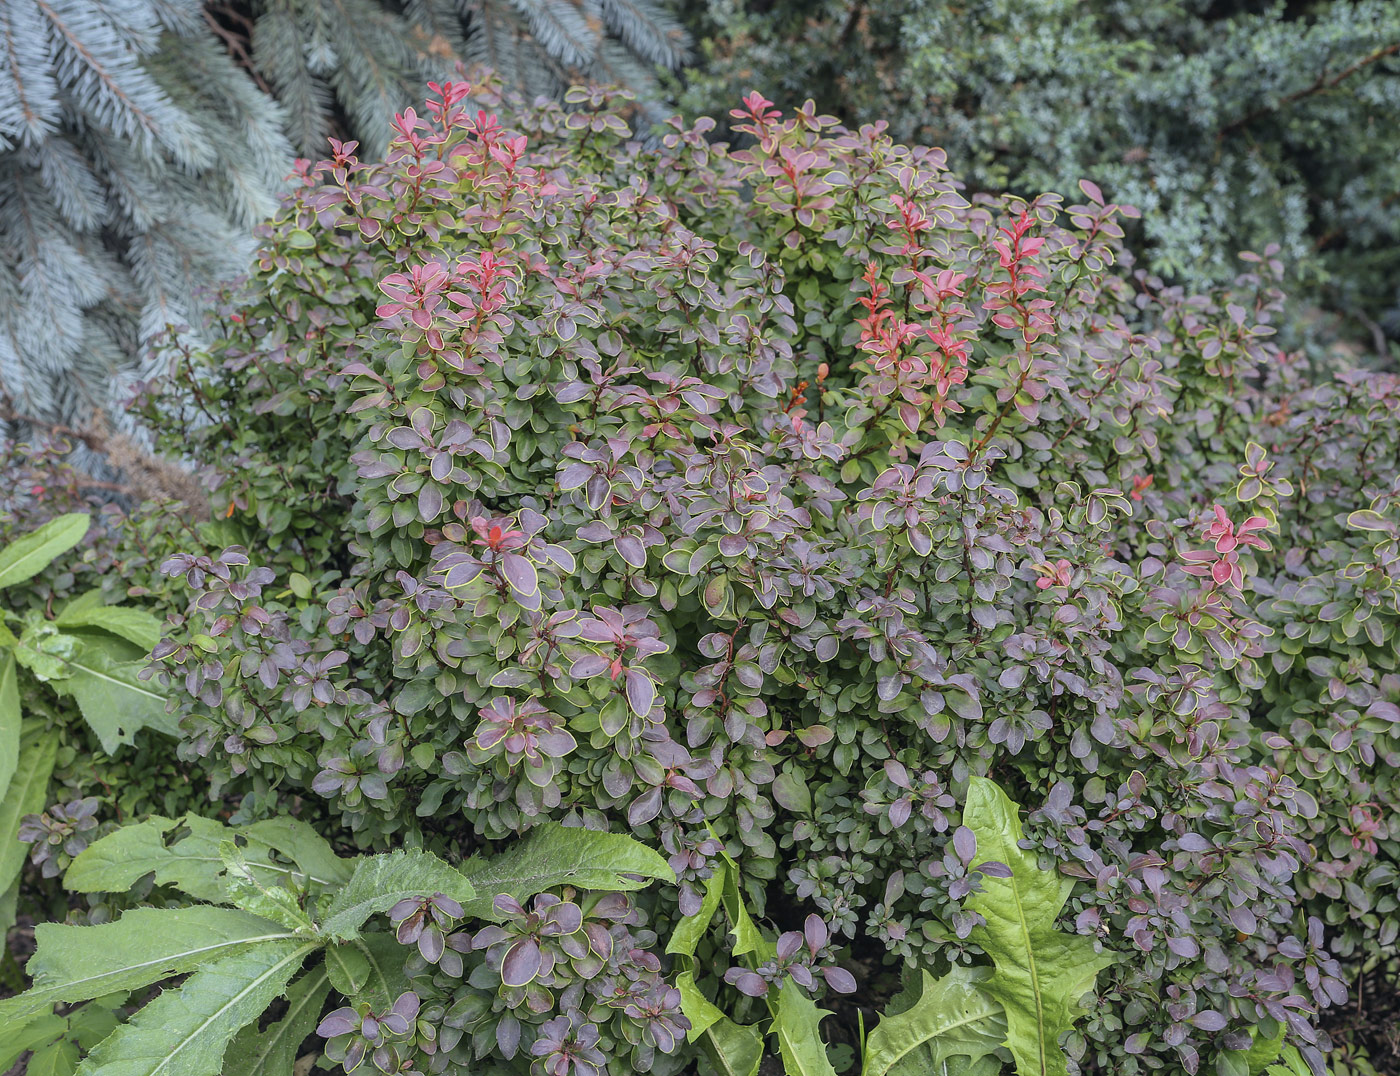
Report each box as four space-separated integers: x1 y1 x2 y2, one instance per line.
625 669 656 715
501 937 543 987
316 1009 359 1039
501 553 538 597
822 966 857 993
952 825 977 864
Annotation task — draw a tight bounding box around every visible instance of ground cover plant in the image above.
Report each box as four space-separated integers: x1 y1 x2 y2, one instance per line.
3 75 1400 1075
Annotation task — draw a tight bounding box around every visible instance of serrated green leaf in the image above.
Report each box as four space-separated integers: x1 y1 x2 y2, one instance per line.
458 823 671 921
0 908 300 1028
325 935 409 1012
0 652 20 804
1244 1025 1285 1074
0 514 89 591
861 967 1006 1076
677 971 763 1076
718 850 772 961
774 983 838 1076
72 939 315 1076
963 777 1115 1076
667 861 725 957
54 602 163 653
0 1013 67 1070
222 967 330 1076
26 1037 79 1076
220 844 318 932
0 725 58 897
48 642 176 753
320 849 475 940
66 815 349 902
241 816 352 887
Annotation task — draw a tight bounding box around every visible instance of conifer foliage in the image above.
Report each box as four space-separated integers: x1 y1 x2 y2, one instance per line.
0 0 686 441
0 0 291 437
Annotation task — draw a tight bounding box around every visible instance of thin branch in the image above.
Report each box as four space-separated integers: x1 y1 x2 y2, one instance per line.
1217 40 1400 138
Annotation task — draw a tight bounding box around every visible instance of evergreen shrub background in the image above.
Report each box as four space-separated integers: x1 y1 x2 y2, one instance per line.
674 0 1400 341
102 78 1400 1074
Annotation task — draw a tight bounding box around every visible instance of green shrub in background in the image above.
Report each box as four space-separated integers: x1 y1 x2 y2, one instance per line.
673 0 1400 344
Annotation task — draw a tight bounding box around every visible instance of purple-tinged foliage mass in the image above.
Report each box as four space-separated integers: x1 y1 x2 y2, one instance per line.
132 76 1400 1075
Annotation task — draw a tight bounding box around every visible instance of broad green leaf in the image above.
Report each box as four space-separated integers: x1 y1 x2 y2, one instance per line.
55 601 163 652
66 815 348 902
241 815 352 887
325 934 409 1012
0 725 58 897
72 939 316 1076
458 823 671 921
963 777 1115 1076
48 642 176 753
0 907 300 1027
0 652 19 803
25 1038 79 1076
666 861 726 957
222 967 330 1076
320 849 475 940
220 844 318 932
677 971 763 1076
774 983 838 1076
861 967 1007 1076
0 514 89 590
0 1013 67 1070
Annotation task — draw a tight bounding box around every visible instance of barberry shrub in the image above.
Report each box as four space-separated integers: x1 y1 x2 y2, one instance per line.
134 78 1400 1075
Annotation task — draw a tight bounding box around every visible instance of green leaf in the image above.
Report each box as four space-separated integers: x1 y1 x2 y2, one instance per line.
962 777 1115 1076
0 652 20 804
241 816 352 888
1244 1025 1285 1074
0 725 58 897
324 934 409 1012
0 514 89 590
718 850 772 961
0 879 16 935
0 1013 67 1070
860 968 1007 1076
676 971 763 1076
220 844 318 932
72 939 316 1076
320 849 475 940
55 601 163 653
222 967 330 1076
26 1038 79 1076
772 771 812 815
0 908 300 1028
458 823 672 921
48 642 176 753
667 861 726 958
773 983 838 1076
1264 1047 1311 1076
66 815 349 902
